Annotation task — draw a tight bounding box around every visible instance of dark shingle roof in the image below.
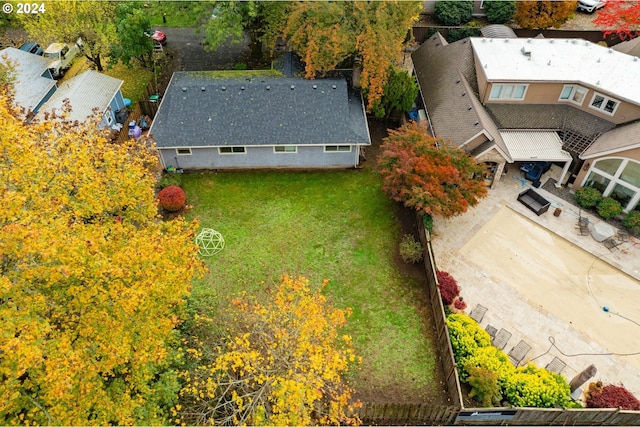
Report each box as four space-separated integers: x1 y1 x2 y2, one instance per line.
150 72 370 148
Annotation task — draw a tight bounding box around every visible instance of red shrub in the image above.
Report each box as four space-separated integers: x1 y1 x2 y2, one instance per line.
158 185 186 212
436 270 460 305
587 383 640 410
453 296 467 311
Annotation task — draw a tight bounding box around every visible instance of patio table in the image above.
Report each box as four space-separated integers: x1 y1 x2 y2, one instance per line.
591 221 615 242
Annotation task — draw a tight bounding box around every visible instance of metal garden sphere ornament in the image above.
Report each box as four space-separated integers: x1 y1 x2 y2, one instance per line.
195 228 225 256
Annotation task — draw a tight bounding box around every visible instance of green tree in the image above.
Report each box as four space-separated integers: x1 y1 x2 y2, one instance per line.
20 1 117 71
109 2 155 68
178 275 361 426
377 121 488 217
514 1 578 29
484 0 516 24
0 88 206 425
370 66 419 119
204 1 259 51
433 0 474 26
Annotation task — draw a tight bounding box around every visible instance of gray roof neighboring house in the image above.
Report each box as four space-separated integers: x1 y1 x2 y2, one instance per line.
412 35 485 147
0 47 56 114
480 24 517 39
150 71 371 148
39 70 123 122
611 36 640 57
581 120 640 159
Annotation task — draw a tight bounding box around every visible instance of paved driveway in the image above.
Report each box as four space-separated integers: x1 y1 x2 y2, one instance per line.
154 27 252 71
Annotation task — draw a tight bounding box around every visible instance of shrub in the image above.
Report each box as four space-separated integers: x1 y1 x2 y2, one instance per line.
453 296 467 311
462 345 514 383
586 383 640 410
433 0 473 26
623 210 640 234
573 186 603 209
158 185 186 212
399 234 423 263
502 364 572 408
436 270 460 305
446 313 491 367
158 173 183 189
467 365 503 407
446 26 482 43
483 0 516 24
597 197 623 220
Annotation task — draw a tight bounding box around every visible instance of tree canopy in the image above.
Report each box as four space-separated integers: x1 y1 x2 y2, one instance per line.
593 1 640 40
263 1 422 112
433 0 474 26
0 87 205 425
377 121 488 217
177 275 361 426
20 1 118 71
514 1 577 29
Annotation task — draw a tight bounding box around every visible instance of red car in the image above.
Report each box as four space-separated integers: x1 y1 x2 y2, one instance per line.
151 30 167 46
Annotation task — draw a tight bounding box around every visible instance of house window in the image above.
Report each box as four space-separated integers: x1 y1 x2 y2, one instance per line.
589 92 619 115
325 145 351 152
559 85 587 105
584 158 640 211
274 146 297 153
104 112 113 126
218 146 246 154
488 84 527 101
176 148 192 155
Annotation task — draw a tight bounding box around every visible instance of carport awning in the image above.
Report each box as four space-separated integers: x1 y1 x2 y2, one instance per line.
499 130 572 162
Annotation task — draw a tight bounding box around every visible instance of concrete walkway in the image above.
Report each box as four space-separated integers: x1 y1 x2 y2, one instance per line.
431 164 640 402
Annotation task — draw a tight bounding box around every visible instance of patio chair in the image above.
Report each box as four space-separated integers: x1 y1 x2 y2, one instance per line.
508 340 532 367
604 230 630 251
576 216 590 236
492 328 512 350
546 356 567 374
485 324 498 340
469 303 488 324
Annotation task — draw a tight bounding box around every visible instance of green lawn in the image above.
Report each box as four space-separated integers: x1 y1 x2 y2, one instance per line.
102 62 154 104
179 169 443 403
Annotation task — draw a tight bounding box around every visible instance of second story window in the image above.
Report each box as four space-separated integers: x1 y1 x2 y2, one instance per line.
589 92 619 116
559 85 587 105
489 84 527 101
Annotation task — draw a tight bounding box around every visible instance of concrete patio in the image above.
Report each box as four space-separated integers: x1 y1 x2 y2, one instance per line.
431 163 640 402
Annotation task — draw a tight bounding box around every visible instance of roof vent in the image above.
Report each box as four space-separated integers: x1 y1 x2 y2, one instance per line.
461 92 466 97
635 57 639 62
504 39 509 43
240 86 245 90
467 106 472 111
521 46 531 57
548 60 551 66
597 58 601 63
456 79 461 84
609 48 613 53
332 84 337 89
313 84 317 89
572 40 577 44
290 85 295 90
527 38 532 43
201 86 206 91
182 87 187 92
221 86 226 91
474 121 479 126
550 39 554 43
482 38 487 43
266 85 271 90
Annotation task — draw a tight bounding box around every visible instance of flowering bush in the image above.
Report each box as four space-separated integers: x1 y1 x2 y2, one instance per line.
446 313 491 367
158 185 186 212
437 270 460 305
503 364 572 408
586 382 640 410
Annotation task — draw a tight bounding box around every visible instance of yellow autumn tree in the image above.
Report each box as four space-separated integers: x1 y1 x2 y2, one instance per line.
268 1 422 112
177 275 361 426
514 1 578 29
0 86 205 425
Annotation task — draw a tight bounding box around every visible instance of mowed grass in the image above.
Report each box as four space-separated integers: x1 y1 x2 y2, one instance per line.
181 169 440 402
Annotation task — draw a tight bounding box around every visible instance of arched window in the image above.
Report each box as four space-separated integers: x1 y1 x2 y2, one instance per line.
584 157 640 212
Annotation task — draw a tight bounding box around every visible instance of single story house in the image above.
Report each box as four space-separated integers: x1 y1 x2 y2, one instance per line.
0 47 57 116
38 70 125 129
412 33 640 212
149 71 371 170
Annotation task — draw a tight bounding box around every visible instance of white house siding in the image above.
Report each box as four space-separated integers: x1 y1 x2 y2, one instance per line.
160 145 359 170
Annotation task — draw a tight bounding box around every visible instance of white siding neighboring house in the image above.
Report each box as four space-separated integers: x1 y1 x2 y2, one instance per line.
39 70 125 129
0 47 57 117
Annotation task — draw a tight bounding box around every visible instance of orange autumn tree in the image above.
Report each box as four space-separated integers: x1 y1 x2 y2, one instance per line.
514 0 578 29
594 1 640 41
177 275 361 426
378 121 487 217
0 87 205 425
270 1 422 111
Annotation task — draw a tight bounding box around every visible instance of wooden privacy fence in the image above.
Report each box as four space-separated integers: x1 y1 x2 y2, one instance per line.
354 402 459 426
456 407 640 425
